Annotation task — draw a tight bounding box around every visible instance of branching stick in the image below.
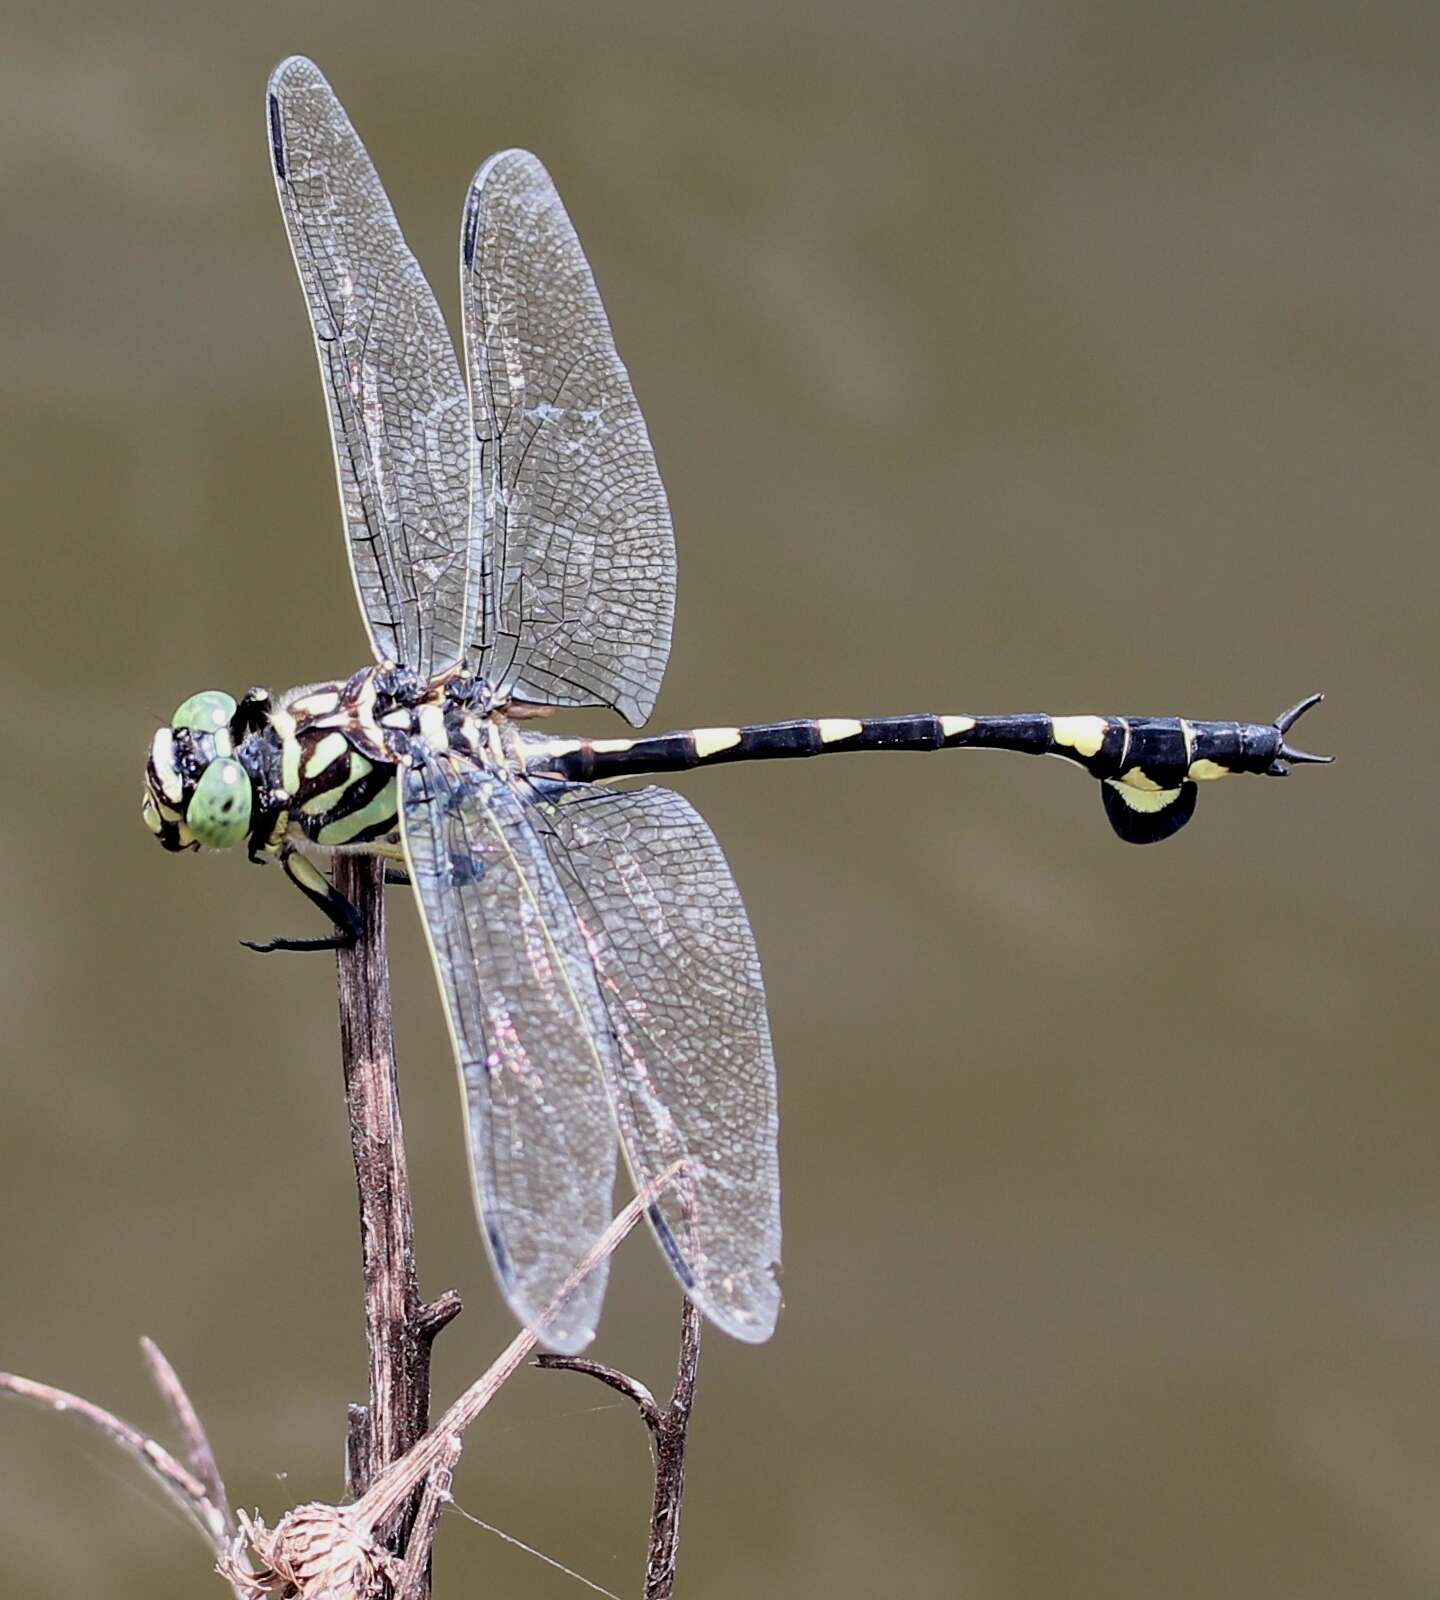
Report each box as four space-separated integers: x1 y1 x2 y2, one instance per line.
540 1294 703 1598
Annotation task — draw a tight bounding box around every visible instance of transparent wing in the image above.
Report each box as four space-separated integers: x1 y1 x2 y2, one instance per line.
461 150 676 727
268 56 473 676
399 748 620 1352
526 780 782 1342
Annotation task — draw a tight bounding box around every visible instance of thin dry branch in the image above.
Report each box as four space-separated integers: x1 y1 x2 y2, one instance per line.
333 852 460 1510
0 1365 251 1600
344 1402 373 1502
221 1180 666 1595
392 1435 461 1600
140 1335 236 1540
4 849 699 1600
539 1295 703 1600
535 1355 661 1427
356 1170 678 1534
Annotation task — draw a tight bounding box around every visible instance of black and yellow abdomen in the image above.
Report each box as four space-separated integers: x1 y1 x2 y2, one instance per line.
522 694 1331 846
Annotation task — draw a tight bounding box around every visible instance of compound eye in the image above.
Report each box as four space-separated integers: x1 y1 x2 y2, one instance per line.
172 691 238 754
186 758 252 849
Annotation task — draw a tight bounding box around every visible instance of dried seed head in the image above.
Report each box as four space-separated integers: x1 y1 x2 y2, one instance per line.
228 1503 394 1598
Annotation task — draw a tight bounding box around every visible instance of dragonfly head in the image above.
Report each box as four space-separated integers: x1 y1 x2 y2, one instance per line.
142 690 255 854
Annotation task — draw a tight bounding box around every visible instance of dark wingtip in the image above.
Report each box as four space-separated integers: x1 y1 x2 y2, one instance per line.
266 91 286 179
460 183 481 269
1272 692 1334 770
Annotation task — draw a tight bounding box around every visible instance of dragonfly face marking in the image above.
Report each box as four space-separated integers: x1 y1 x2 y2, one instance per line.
145 57 1332 1353
147 729 184 808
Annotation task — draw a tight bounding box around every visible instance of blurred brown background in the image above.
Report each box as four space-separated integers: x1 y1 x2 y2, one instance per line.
1 2 1435 1595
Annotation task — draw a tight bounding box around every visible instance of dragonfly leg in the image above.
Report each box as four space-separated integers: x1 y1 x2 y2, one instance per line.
241 845 363 953
383 865 412 887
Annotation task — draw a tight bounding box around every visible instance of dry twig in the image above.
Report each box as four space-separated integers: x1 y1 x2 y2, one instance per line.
3 855 700 1599
140 1335 237 1540
221 1179 665 1596
539 1294 703 1598
392 1435 461 1600
333 852 461 1515
0 1350 251 1600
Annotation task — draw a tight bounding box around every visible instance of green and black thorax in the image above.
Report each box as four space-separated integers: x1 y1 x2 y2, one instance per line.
143 666 506 863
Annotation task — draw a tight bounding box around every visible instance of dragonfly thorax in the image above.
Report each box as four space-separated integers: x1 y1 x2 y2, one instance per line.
141 668 520 864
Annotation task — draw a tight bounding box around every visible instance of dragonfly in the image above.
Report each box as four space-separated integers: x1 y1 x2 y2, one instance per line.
142 56 1331 1354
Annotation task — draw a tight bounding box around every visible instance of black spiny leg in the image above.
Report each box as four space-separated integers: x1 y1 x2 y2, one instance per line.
241 845 364 953
383 865 412 887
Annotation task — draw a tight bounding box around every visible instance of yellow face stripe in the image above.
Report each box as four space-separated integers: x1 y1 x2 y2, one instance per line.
692 727 741 758
304 731 349 779
940 716 975 738
1051 715 1107 759
150 730 183 805
817 718 863 743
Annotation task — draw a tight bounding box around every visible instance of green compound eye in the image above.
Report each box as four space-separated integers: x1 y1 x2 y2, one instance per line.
186 758 252 850
172 691 237 737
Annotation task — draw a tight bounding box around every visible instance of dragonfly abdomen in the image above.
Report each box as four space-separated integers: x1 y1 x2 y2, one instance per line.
525 714 974 781
526 711 1253 781
522 698 1330 845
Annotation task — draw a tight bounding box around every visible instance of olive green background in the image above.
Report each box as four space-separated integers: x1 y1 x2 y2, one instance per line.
1 2 1435 1595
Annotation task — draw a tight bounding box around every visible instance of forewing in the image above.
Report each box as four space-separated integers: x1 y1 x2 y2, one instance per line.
268 57 473 676
399 748 621 1352
461 151 676 727
527 781 781 1342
